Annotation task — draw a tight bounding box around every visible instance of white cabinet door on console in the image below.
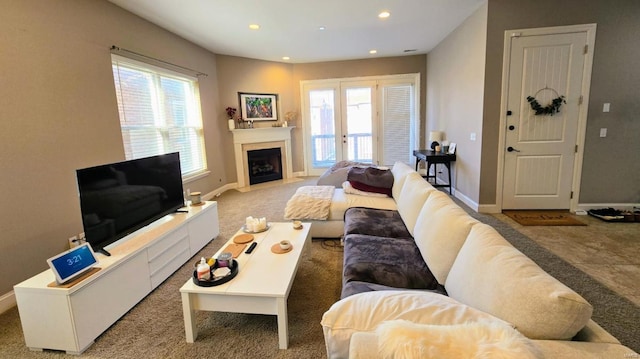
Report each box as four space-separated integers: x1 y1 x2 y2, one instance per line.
71 252 151 352
188 202 219 254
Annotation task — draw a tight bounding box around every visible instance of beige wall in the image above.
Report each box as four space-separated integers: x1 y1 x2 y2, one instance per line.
481 0 640 205
0 0 224 295
426 3 488 204
216 56 296 179
216 55 427 173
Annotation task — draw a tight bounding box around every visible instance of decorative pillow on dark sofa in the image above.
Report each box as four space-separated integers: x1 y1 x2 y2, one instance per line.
347 167 394 196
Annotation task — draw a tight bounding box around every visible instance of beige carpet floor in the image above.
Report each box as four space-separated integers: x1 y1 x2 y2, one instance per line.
0 177 343 358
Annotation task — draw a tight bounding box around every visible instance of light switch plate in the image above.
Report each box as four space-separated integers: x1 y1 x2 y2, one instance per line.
603 103 610 112
599 128 607 137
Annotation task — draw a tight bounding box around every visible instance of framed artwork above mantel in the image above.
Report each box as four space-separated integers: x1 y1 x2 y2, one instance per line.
238 92 278 121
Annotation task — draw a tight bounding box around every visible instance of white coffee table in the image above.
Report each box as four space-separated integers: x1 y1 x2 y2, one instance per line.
179 222 311 349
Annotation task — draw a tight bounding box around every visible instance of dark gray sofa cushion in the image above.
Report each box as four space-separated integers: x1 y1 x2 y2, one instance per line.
342 234 440 299
344 207 412 239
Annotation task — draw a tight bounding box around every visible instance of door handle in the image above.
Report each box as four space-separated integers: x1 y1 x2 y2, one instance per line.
508 125 515 131
507 146 521 152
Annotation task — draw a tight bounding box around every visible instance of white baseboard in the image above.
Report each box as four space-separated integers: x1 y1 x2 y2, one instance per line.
453 189 482 212
203 182 238 200
477 203 502 214
0 291 16 315
452 188 500 214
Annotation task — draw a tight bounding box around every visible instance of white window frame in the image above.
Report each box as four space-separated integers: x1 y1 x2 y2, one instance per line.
111 54 208 181
300 74 420 175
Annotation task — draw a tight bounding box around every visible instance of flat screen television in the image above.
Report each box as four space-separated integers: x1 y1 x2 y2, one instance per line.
76 152 185 256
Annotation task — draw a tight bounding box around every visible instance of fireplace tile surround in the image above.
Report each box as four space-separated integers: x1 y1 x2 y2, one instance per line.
231 127 294 188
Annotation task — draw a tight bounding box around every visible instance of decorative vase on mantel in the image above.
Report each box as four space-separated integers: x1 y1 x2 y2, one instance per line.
228 119 235 131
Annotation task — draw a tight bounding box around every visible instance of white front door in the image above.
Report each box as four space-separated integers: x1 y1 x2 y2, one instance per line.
502 29 593 209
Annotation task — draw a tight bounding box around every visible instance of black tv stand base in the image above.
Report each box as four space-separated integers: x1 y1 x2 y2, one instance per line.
98 248 111 256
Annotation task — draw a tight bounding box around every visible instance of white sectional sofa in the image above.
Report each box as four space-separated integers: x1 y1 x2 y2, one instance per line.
318 161 637 358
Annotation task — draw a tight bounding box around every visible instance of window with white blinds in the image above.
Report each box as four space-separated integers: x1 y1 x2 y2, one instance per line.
380 84 415 166
111 55 206 178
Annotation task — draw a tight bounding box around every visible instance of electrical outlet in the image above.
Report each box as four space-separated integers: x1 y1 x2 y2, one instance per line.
470 132 477 141
599 128 607 137
68 235 78 249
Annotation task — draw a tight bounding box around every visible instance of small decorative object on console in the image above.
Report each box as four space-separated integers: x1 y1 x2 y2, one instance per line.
226 107 238 130
190 191 202 205
448 143 457 154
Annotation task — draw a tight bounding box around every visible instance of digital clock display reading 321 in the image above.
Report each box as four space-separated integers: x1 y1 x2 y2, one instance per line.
50 244 97 283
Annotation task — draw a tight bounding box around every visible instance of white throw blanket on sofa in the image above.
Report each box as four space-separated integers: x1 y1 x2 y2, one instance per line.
284 185 335 220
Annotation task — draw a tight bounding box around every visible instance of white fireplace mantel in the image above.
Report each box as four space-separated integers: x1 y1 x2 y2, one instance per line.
231 127 294 188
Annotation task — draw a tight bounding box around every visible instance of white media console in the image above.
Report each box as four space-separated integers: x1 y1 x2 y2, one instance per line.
14 201 219 354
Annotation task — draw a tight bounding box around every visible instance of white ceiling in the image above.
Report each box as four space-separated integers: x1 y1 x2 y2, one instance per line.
108 0 485 64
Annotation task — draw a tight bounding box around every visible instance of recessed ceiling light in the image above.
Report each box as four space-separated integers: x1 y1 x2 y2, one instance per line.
249 24 260 30
282 56 290 60
318 26 326 31
369 50 378 54
378 11 390 19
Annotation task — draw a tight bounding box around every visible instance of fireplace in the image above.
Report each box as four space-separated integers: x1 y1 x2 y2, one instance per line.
232 127 294 188
247 148 283 185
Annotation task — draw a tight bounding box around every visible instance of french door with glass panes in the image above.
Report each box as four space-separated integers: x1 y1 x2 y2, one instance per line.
302 75 419 176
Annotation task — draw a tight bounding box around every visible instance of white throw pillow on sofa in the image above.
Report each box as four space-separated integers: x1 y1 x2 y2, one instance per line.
413 191 479 284
445 223 593 340
320 290 511 359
